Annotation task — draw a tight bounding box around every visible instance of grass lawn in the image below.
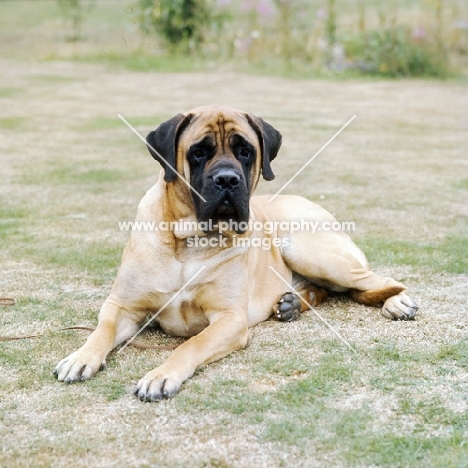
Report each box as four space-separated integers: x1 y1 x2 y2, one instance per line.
1 2 468 467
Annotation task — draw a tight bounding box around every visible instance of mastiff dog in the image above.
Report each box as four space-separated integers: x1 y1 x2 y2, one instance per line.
55 105 418 401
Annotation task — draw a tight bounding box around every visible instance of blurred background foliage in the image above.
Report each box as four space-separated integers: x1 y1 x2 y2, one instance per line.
135 0 466 77
2 0 467 78
57 0 96 41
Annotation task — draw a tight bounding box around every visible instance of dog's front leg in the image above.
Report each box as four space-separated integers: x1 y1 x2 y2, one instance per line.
134 311 249 402
54 297 141 382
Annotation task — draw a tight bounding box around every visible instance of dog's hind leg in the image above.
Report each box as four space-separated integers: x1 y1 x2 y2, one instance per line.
282 231 418 320
342 267 418 320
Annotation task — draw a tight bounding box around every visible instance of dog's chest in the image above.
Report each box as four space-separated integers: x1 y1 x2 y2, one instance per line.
153 288 209 337
144 259 209 337
134 239 246 337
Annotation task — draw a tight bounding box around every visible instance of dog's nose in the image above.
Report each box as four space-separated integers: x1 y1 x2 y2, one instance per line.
213 169 240 190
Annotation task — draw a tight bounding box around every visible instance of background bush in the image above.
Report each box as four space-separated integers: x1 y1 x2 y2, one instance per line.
138 0 226 53
344 25 450 77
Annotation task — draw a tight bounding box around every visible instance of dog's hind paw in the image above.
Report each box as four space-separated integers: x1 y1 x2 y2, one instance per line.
274 292 301 322
382 293 418 320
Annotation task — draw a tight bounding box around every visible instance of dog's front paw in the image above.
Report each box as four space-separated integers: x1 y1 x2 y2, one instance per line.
54 349 105 383
274 292 302 322
134 368 184 402
382 293 418 321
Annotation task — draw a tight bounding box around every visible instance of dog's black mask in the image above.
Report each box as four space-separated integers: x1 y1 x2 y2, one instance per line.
187 135 253 233
146 110 282 234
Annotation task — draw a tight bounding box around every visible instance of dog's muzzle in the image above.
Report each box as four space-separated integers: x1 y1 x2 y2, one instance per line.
196 163 250 233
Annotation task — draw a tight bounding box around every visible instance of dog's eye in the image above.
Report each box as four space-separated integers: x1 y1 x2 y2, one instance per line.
192 149 205 159
239 147 250 158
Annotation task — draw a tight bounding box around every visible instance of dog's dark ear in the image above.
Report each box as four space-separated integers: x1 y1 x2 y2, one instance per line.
246 114 282 181
146 113 190 182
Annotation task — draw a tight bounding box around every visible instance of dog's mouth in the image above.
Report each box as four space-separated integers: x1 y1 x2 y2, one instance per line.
214 197 236 216
197 193 249 234
210 196 243 228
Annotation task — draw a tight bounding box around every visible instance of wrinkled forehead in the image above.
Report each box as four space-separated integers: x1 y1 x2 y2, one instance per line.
178 108 259 149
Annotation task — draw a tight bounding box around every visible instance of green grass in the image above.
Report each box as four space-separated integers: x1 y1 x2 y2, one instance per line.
77 115 167 131
0 207 30 243
0 86 22 98
174 340 468 465
437 339 468 370
20 163 131 188
0 116 28 130
0 206 30 219
342 437 468 467
456 178 468 190
360 236 468 274
87 377 129 402
76 51 211 73
177 349 355 440
28 74 83 84
254 356 314 377
47 166 127 185
21 238 121 283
